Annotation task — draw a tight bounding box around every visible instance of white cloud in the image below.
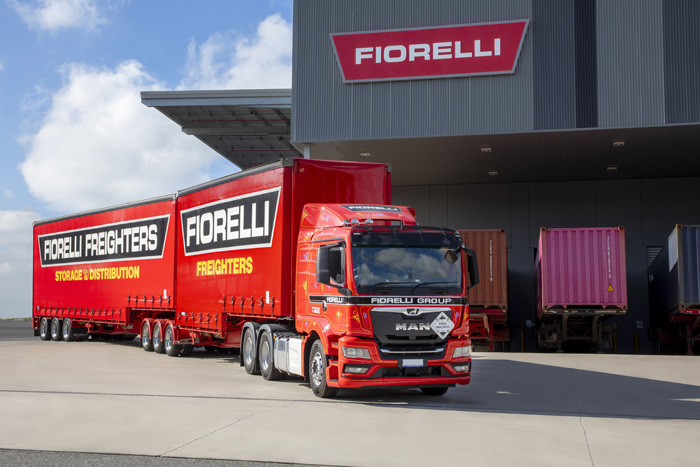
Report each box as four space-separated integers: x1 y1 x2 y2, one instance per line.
180 13 293 90
19 59 222 213
8 0 111 33
0 210 39 318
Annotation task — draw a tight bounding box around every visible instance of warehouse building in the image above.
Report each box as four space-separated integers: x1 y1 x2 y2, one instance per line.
143 0 700 353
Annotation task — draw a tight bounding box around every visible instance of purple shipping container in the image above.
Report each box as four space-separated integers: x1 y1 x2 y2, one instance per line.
537 227 628 319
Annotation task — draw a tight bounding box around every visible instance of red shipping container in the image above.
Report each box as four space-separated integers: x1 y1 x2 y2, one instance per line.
458 229 508 311
536 227 627 319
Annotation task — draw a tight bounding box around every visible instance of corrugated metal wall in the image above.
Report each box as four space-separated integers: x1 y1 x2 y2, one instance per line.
293 0 700 143
663 0 700 124
596 0 666 128
293 0 534 143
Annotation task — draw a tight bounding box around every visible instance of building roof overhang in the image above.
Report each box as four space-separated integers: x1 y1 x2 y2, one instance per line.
141 89 300 170
142 90 700 186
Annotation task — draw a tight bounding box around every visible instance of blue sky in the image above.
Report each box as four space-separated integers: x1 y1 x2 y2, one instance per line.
0 0 294 318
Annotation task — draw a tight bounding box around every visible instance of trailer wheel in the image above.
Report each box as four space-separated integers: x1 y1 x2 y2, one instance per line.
420 387 449 396
242 328 258 375
259 332 282 381
309 340 337 398
141 322 153 351
39 317 50 341
50 317 62 341
61 318 74 342
164 324 182 357
152 322 165 354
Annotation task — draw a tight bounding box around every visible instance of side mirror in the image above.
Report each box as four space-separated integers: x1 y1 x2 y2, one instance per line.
463 245 480 289
317 244 345 286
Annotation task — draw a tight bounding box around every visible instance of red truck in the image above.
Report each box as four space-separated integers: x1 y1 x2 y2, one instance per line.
33 158 479 397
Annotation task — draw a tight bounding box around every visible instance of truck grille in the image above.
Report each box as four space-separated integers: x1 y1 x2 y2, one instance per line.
370 306 451 347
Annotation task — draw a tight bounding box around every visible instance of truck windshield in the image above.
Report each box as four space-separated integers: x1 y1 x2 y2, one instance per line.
350 228 463 295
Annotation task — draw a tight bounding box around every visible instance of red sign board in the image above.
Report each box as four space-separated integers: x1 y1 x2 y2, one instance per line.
330 20 529 83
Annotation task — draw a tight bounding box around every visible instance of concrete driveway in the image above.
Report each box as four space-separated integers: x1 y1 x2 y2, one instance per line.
1 320 699 467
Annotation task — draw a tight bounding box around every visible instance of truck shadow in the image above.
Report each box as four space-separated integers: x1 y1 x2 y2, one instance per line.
79 337 700 421
326 357 700 421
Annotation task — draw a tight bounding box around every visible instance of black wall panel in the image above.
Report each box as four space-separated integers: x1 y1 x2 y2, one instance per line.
663 0 700 124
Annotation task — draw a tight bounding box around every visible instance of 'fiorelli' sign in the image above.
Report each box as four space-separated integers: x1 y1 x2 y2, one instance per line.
330 20 529 83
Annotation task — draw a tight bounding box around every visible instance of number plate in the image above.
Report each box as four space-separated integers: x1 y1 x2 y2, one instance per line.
401 358 425 367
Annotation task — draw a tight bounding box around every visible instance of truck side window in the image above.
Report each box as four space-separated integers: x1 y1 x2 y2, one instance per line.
317 244 345 287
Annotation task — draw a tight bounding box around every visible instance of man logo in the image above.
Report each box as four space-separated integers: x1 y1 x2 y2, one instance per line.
405 308 420 316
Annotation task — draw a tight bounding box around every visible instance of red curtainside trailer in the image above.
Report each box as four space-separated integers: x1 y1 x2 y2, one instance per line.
33 195 177 342
536 227 627 352
33 158 479 397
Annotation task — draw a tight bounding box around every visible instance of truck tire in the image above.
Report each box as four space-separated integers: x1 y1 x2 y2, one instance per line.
242 328 258 375
259 332 283 381
50 317 62 341
141 321 153 351
164 324 182 357
153 322 165 354
309 340 337 398
180 344 194 357
39 317 50 341
62 318 74 342
420 387 449 396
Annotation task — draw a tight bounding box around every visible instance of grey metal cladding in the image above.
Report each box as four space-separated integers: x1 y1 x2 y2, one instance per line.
596 0 665 128
532 0 577 131
574 0 598 128
663 0 700 124
292 0 534 143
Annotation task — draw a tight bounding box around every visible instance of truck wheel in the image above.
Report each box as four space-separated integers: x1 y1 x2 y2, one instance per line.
141 321 153 351
420 387 448 396
164 324 182 357
259 332 282 381
50 317 62 341
62 318 74 342
242 329 258 375
152 322 165 354
39 317 50 341
309 340 337 398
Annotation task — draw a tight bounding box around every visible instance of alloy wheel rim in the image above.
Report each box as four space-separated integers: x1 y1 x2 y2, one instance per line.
243 334 253 367
260 339 270 372
311 352 324 387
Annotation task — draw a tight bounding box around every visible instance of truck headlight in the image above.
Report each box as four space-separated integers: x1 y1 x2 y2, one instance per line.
452 345 471 359
342 346 371 359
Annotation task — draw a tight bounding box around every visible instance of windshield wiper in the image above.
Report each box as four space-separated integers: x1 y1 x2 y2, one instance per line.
410 281 459 294
367 281 416 294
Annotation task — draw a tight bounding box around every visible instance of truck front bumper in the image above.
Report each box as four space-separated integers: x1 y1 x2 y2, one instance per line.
334 335 471 389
